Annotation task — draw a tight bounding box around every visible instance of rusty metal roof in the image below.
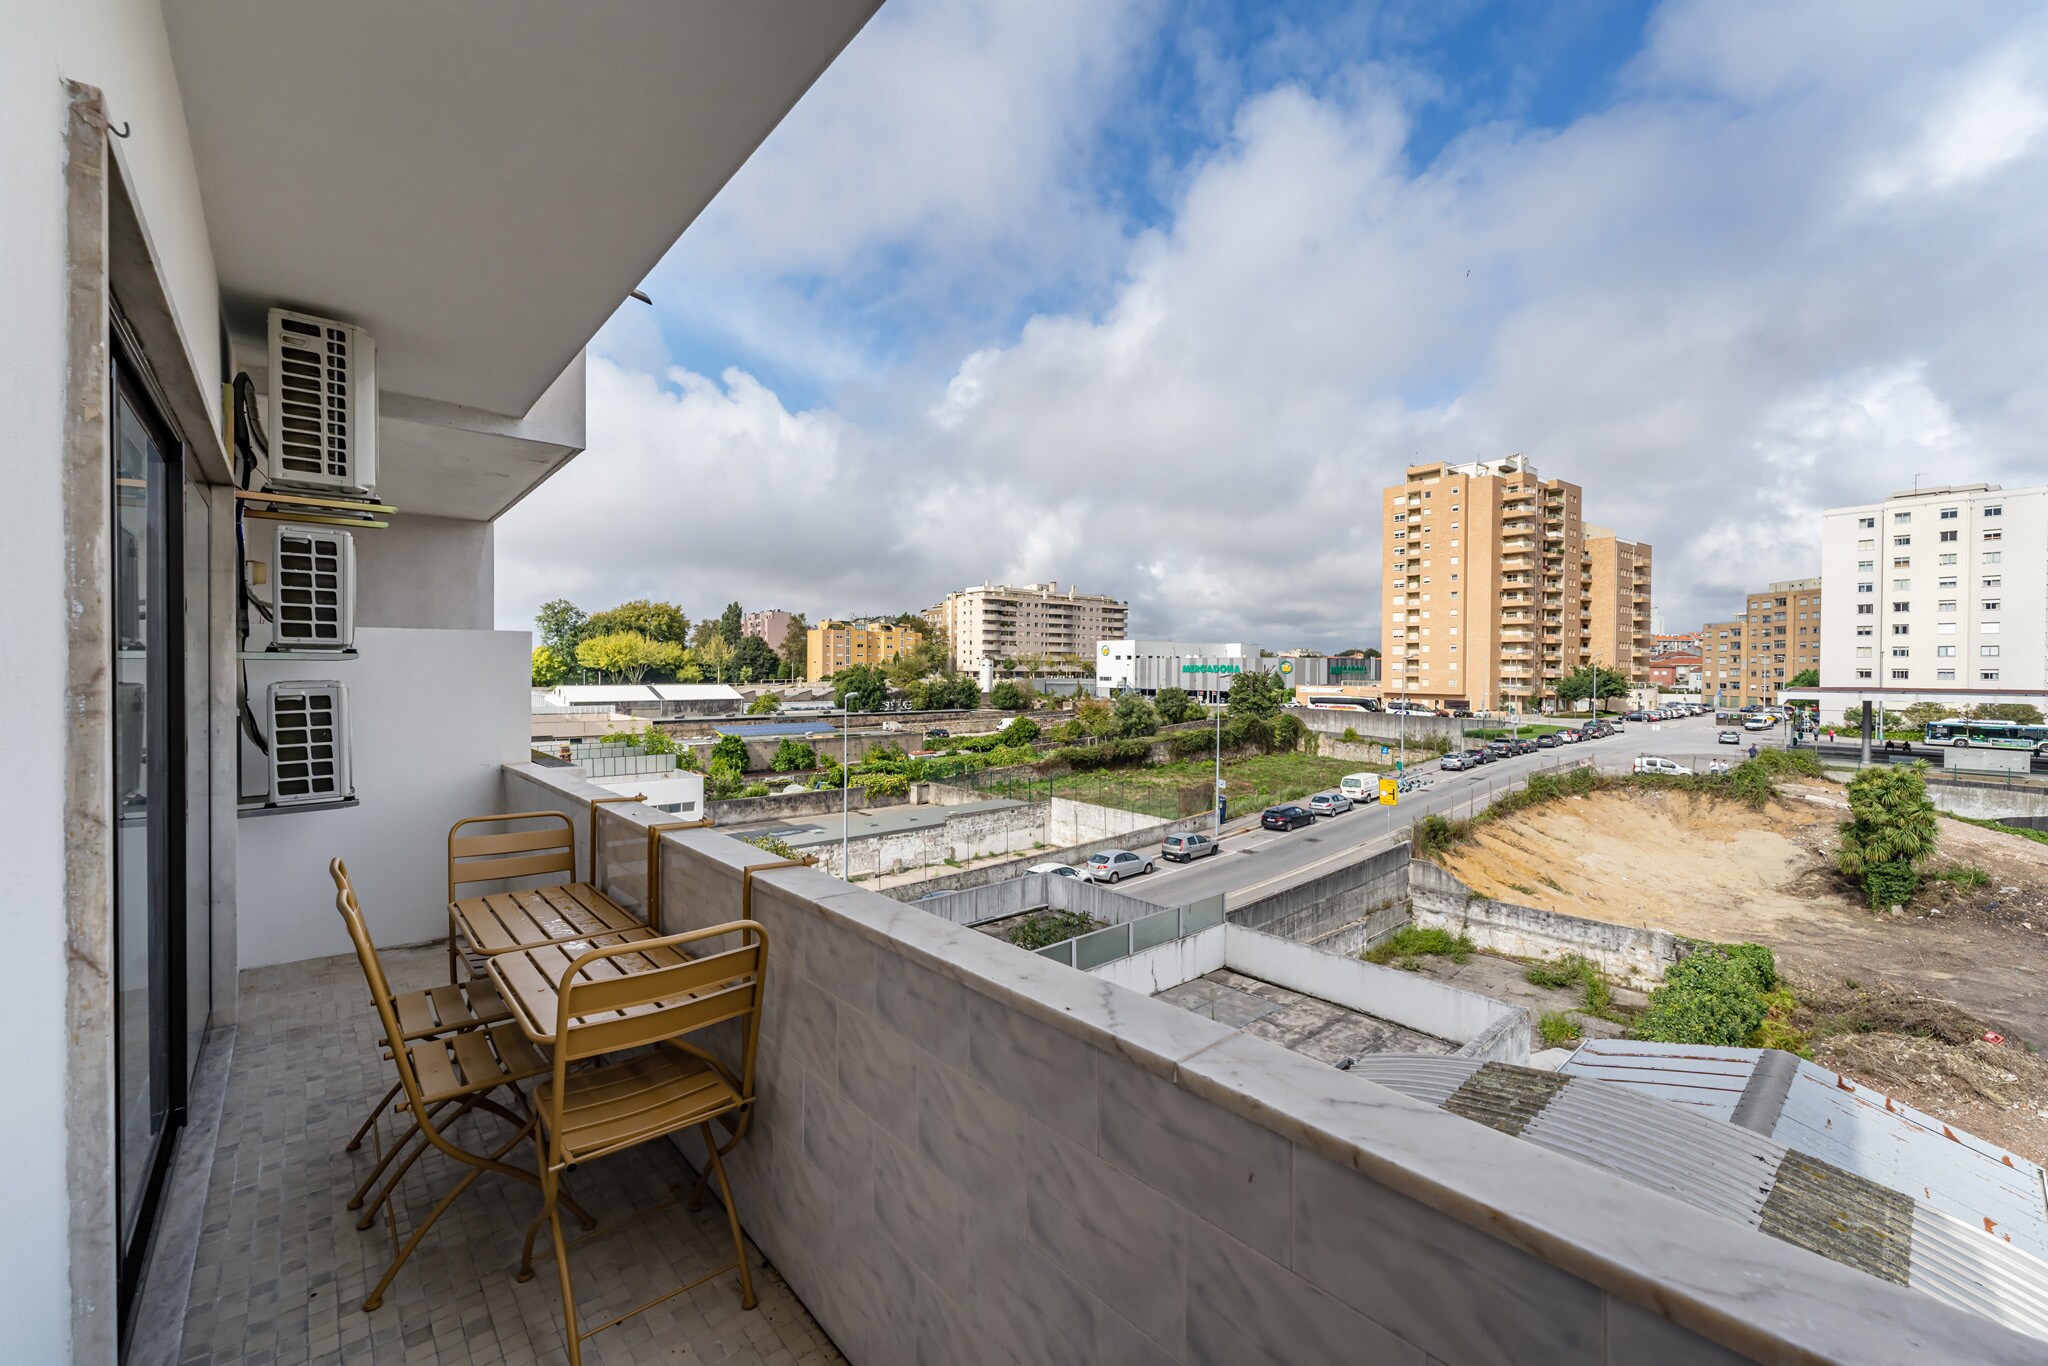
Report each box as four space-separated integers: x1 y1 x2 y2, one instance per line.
1353 1055 2048 1343
1560 1039 2048 1262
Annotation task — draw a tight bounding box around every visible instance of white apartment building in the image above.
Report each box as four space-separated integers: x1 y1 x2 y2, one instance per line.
1093 641 1338 699
1818 483 2047 703
926 581 1128 671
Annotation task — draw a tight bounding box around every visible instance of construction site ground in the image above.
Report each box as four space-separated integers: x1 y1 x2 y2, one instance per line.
1429 781 2048 1164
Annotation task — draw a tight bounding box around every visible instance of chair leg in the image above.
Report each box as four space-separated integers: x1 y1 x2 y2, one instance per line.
362 1162 485 1312
700 1123 757 1311
346 1080 402 1153
357 1098 475 1229
348 1115 424 1212
546 1168 585 1366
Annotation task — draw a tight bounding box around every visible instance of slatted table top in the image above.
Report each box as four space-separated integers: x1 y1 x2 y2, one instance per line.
450 882 653 957
486 936 698 1046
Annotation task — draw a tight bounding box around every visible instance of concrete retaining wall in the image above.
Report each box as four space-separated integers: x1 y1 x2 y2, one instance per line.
912 874 1166 931
814 802 1048 881
1289 706 1467 746
708 786 914 828
1925 779 2048 823
1407 861 1681 990
876 807 1220 901
1230 843 1410 943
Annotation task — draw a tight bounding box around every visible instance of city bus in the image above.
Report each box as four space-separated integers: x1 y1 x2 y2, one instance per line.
1923 719 2048 753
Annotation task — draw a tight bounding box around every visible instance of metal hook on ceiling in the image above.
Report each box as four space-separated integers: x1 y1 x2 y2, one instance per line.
108 120 131 138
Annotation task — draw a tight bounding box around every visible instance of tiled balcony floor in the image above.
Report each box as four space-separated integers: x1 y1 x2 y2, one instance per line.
176 947 843 1366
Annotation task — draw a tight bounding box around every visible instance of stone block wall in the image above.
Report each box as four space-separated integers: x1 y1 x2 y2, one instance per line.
1407 860 1680 990
1230 843 1410 943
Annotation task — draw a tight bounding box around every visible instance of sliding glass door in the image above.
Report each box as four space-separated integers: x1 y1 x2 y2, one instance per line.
111 333 188 1318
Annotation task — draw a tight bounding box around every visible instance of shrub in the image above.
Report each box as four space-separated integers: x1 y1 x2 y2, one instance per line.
1153 687 1201 724
1931 865 1990 889
706 756 745 799
998 716 1041 745
1005 909 1097 951
772 738 818 771
991 681 1026 711
742 833 801 859
675 747 701 771
858 772 910 798
1341 726 1361 743
1271 713 1309 753
1410 812 1471 860
710 733 749 772
1111 692 1159 738
738 782 771 798
1525 954 1598 990
1632 944 1779 1047
1537 1011 1582 1049
746 693 780 715
1168 730 1216 758
1835 764 1938 908
637 724 678 756
1362 925 1475 967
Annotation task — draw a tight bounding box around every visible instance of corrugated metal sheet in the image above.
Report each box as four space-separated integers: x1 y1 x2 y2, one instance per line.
1562 1039 2048 1263
1520 1080 1781 1227
1909 1206 2048 1344
1349 1055 1479 1108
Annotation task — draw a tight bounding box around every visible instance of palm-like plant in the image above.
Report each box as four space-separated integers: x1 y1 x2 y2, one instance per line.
1836 763 1938 907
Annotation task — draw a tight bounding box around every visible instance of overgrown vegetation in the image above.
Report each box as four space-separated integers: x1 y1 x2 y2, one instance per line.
1523 953 1620 1021
742 834 802 859
1631 942 1798 1051
1005 909 1098 951
1930 864 1990 890
1835 764 1939 908
772 738 818 772
1953 814 2048 848
1537 1011 1583 1049
1363 925 1475 969
710 733 750 772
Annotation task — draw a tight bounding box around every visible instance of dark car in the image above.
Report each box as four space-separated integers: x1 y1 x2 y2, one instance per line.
1535 733 1561 749
1509 739 1537 756
925 728 950 739
1483 741 1514 759
1623 711 1650 722
1262 805 1314 832
1449 708 1473 718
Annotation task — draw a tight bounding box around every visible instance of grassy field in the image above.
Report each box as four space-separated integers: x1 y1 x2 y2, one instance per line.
1465 723 1570 740
979 752 1382 820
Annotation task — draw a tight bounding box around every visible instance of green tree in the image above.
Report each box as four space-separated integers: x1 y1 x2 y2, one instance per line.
1153 687 1200 724
1225 670 1286 720
1902 701 1955 729
1110 692 1158 738
585 599 689 646
779 613 810 679
1556 665 1629 710
990 681 1026 711
530 644 568 688
719 602 744 647
696 633 735 682
746 692 781 715
834 664 890 713
732 634 781 683
1272 712 1309 752
999 716 1041 746
1842 707 1905 732
575 630 683 683
706 756 745 798
535 599 589 663
711 733 750 772
1072 696 1115 737
1836 764 1939 908
1787 668 1819 689
772 739 817 771
1973 702 2045 725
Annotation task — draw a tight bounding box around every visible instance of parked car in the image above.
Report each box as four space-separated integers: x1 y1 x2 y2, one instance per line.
1623 711 1650 722
1261 805 1314 832
1441 751 1478 771
1718 729 1741 745
1161 833 1220 862
1449 708 1474 718
1024 862 1079 878
1632 756 1693 776
1535 733 1561 749
1338 772 1378 803
1511 739 1538 756
1483 741 1514 759
1307 791 1354 816
1082 850 1153 883
925 727 950 739
1743 717 1772 731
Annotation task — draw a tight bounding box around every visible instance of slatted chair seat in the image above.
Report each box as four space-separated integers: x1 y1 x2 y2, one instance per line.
407 1023 551 1106
534 1050 743 1167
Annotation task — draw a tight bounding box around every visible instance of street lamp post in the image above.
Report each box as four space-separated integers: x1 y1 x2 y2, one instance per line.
840 700 850 880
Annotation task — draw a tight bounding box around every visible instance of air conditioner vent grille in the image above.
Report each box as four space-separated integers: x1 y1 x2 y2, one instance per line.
271 688 344 801
265 309 376 495
274 531 345 644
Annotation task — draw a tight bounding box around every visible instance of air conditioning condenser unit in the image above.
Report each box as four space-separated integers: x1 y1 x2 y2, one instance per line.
268 523 356 651
267 680 352 806
264 308 378 496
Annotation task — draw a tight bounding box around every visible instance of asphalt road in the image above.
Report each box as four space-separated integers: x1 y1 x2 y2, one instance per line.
1108 712 1744 911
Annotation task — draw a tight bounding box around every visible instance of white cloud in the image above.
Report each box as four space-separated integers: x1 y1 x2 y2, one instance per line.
1860 42 2048 201
499 1 2048 654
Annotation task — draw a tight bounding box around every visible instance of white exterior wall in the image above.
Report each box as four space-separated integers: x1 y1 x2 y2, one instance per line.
237 629 530 966
2 6 220 1357
1095 639 1258 694
1821 484 2048 698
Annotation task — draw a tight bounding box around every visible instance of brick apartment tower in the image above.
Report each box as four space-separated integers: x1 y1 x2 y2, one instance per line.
1585 529 1654 683
1379 456 1598 712
1700 617 1746 707
1743 578 1822 706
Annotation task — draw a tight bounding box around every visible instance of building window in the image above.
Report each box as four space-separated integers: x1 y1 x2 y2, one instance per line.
1939 553 1957 565
1857 604 1874 615
1983 600 2000 612
1857 560 1874 571
1984 551 2002 564
1981 670 2000 682
1937 645 1955 657
1939 530 1957 542
1937 668 1955 681
1984 504 2002 516
1983 622 2001 634
1982 576 2001 588
1891 602 1909 612
1893 535 1911 546
1891 624 1909 635
1859 538 1875 550
1891 647 1910 658
1855 625 1873 637
1940 507 1958 519
1858 516 1875 528
1891 669 1910 680
1939 575 1957 587
1983 530 2001 541
1855 646 1873 658
1892 511 1911 523
1858 583 1873 594
1938 599 1956 612
1891 579 1909 591
1937 622 1956 634
1982 645 2001 657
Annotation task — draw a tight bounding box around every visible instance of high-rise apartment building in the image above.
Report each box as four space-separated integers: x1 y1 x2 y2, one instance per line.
1586 530 1654 681
1378 455 1657 712
739 608 797 653
1743 579 1822 706
805 619 914 680
1700 618 1745 704
1819 483 2046 698
926 581 1129 672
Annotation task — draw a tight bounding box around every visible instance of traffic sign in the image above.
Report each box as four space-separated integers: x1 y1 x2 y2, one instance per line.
1378 777 1397 806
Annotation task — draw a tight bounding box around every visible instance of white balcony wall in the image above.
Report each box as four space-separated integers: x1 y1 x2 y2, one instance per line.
237 627 529 967
3 3 221 1357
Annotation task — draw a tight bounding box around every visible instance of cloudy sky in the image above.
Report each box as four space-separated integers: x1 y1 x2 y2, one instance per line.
496 0 2048 652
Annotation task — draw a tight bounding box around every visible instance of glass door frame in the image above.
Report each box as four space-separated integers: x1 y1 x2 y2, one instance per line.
109 321 190 1332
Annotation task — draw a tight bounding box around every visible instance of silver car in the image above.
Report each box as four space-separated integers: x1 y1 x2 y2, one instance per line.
1161 833 1220 862
1083 849 1154 883
1307 792 1354 816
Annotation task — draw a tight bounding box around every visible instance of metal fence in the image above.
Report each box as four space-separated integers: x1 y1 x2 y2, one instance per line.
1033 893 1227 970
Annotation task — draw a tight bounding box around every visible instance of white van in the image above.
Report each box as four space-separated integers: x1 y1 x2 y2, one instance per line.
1339 772 1377 803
